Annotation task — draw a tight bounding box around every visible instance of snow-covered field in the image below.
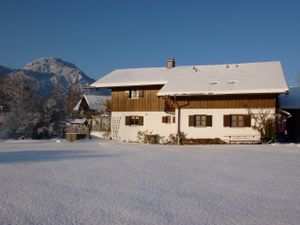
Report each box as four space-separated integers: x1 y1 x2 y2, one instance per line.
0 139 300 225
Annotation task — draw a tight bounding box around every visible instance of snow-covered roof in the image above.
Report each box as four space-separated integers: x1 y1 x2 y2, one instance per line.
90 67 169 88
70 118 87 124
90 61 288 96
74 95 111 111
278 86 300 109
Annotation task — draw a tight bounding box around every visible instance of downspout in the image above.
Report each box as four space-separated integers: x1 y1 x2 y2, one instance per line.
175 95 180 145
173 95 189 145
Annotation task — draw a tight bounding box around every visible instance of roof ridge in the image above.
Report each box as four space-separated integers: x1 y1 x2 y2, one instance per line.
110 61 281 72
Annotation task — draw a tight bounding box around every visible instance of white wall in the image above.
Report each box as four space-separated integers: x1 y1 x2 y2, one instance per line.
178 108 275 141
112 108 275 143
111 112 176 143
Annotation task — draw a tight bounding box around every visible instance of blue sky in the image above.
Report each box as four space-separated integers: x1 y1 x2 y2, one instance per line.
0 0 300 84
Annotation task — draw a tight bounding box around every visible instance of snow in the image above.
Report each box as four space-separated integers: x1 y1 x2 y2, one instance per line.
90 61 288 96
278 86 300 109
90 67 169 88
74 95 110 111
0 140 300 225
70 118 87 124
157 61 288 96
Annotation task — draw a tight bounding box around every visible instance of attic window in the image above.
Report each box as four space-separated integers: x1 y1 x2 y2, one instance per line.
129 89 144 99
210 81 219 85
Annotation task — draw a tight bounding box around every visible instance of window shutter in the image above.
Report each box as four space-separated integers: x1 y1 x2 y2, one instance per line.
125 116 131 126
189 115 195 127
138 116 144 126
224 115 230 127
162 116 167 123
206 115 212 127
173 116 175 123
244 115 251 127
139 90 144 98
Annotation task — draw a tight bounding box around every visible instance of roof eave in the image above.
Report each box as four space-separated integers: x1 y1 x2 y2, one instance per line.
157 89 289 97
89 81 167 89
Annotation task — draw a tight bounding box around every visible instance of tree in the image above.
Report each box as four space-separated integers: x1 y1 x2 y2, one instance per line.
52 79 65 121
0 75 67 139
64 82 82 117
0 75 43 138
248 109 276 142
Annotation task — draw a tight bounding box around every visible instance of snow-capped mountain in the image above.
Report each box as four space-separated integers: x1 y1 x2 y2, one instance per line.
0 57 111 95
24 57 94 88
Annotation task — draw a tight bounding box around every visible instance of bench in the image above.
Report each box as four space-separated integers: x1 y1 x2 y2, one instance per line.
224 135 261 144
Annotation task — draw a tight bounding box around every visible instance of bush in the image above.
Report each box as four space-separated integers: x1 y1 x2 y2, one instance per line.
249 109 276 143
168 133 177 144
181 138 226 145
137 130 158 144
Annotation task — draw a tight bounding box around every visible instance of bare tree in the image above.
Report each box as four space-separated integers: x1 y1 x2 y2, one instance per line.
248 109 276 142
64 82 82 117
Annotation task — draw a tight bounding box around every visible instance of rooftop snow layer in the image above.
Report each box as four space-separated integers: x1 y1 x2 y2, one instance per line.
158 61 288 96
278 86 300 109
74 95 111 111
90 67 170 88
91 61 289 96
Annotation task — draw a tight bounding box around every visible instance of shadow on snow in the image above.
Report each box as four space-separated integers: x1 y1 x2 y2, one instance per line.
0 150 116 164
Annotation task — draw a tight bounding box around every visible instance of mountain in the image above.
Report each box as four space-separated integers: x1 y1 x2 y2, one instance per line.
0 57 110 95
24 57 94 89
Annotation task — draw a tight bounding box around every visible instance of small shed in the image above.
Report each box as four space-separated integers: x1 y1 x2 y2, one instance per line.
73 95 111 132
278 86 300 142
65 118 88 134
74 95 110 112
64 118 89 141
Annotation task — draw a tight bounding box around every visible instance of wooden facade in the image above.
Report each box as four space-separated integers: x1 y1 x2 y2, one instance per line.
175 94 276 109
111 86 277 112
111 86 165 112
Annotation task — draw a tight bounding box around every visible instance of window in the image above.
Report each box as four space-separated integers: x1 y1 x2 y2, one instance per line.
130 116 139 125
195 115 206 127
162 116 175 124
129 89 144 99
125 116 144 126
224 114 251 127
189 115 212 127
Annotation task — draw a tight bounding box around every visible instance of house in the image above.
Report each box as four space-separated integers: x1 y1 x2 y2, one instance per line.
278 86 300 142
73 94 111 134
73 94 110 114
90 59 288 143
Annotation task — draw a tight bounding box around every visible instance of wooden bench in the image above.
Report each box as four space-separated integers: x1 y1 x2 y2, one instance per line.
224 135 261 144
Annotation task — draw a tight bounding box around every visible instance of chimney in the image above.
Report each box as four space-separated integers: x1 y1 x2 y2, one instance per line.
167 58 175 69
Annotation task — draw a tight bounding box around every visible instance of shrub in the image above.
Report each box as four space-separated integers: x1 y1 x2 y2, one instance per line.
248 109 276 142
137 130 158 144
181 138 226 145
